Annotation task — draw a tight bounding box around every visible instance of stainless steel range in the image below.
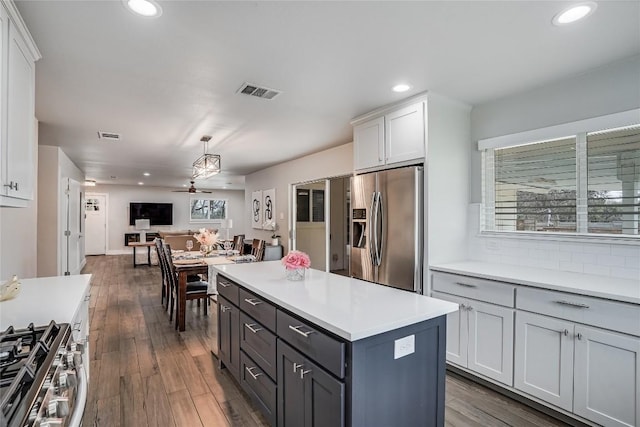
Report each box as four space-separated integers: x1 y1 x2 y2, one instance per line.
0 321 87 427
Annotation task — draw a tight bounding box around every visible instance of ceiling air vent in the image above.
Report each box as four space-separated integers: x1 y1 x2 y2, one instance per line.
97 131 121 141
237 82 282 100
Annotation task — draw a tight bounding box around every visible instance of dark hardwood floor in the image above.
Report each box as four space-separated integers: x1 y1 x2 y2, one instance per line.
81 255 569 427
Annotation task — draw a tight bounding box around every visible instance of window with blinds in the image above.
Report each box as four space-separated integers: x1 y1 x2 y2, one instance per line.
483 115 640 239
493 137 577 232
587 126 640 235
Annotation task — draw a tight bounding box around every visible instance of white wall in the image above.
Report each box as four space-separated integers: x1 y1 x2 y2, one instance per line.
470 55 640 203
245 143 354 254
90 184 245 253
466 56 640 280
37 145 86 277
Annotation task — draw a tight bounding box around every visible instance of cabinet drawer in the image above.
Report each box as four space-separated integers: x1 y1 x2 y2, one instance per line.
277 309 345 379
71 287 91 342
240 352 276 426
432 272 515 307
217 275 239 306
240 312 277 380
239 288 276 332
517 287 640 337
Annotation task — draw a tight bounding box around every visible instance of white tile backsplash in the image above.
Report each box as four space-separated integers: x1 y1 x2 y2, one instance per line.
467 203 640 280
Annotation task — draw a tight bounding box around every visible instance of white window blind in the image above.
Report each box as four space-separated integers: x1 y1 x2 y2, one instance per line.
493 137 577 232
587 126 640 235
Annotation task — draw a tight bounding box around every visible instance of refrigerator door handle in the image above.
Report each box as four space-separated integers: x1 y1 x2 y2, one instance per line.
376 191 384 266
369 192 376 265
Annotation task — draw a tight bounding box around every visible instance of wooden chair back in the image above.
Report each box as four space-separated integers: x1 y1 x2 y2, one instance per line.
232 234 245 254
251 239 265 261
163 243 208 326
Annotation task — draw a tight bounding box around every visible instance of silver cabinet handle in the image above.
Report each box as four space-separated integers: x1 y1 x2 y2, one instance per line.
220 305 231 312
459 303 467 310
293 363 304 373
245 366 263 380
73 322 82 331
576 333 583 340
84 294 91 301
244 298 263 306
244 323 263 334
219 282 231 288
456 282 477 288
555 300 590 309
563 329 569 336
289 325 315 338
4 181 18 191
300 369 312 379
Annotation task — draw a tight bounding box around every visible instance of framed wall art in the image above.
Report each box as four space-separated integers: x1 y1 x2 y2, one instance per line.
251 190 262 229
263 188 276 230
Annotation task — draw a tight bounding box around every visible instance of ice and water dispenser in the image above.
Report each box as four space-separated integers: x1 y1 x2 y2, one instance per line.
352 208 367 248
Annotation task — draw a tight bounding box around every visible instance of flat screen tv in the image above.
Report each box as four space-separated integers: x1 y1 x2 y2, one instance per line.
129 202 173 226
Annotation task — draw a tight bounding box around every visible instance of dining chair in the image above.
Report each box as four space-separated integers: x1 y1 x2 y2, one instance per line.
163 244 209 326
155 238 169 307
232 234 245 254
251 239 265 261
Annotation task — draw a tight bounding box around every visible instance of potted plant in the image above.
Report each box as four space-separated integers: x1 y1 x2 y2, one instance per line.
271 233 281 246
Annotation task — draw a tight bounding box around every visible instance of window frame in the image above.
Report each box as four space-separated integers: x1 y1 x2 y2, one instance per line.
189 197 228 223
479 109 640 241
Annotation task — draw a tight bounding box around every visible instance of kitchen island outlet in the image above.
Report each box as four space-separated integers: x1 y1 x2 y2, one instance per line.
212 261 458 427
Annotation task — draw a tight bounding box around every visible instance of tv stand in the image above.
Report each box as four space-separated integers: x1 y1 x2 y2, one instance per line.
124 232 160 246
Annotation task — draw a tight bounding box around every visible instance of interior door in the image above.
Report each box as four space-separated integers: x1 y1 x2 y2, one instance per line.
85 193 107 255
60 177 83 275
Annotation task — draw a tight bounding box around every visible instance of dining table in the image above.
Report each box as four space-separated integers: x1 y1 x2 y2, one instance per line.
172 250 239 332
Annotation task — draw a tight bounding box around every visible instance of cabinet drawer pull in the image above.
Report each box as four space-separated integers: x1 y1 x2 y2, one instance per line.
300 369 312 379
576 332 583 340
293 363 304 373
84 294 91 301
72 322 82 331
245 366 263 380
244 298 263 306
244 323 263 334
555 300 590 309
4 181 18 191
563 329 569 336
289 325 315 338
219 282 231 288
456 282 477 288
220 305 231 312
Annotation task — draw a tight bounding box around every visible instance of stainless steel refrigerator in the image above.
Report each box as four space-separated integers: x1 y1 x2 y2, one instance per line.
350 165 423 292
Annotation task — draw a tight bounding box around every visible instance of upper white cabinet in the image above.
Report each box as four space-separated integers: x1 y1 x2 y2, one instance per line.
352 99 425 171
0 1 40 207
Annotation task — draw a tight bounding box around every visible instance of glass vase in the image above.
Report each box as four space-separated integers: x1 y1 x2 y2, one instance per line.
285 267 306 281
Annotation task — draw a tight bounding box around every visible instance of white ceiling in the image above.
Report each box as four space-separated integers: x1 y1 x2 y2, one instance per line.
15 0 640 190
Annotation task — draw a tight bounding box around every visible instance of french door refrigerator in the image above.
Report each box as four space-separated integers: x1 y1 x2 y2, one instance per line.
350 165 423 292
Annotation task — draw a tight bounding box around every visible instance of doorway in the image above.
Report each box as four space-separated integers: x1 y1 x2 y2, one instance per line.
291 175 350 273
60 178 84 275
85 193 107 255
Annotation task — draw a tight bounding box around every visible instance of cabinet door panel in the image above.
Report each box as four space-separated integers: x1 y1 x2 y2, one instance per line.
277 340 306 427
467 300 514 386
218 296 240 380
514 311 573 411
354 117 385 170
304 357 345 427
385 102 425 165
574 325 639 427
431 291 467 367
5 20 35 200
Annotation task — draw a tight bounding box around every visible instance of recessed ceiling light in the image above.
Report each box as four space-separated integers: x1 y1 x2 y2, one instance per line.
392 84 411 93
552 2 597 25
123 0 162 18
143 172 150 176
138 182 144 185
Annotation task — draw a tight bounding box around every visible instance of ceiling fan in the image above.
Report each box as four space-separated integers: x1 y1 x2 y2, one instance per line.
172 180 212 194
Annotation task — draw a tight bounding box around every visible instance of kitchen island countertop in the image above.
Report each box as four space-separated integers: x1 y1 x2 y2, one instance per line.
212 261 458 341
0 274 91 329
430 261 639 305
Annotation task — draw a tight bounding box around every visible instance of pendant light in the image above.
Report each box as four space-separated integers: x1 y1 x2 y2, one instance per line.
192 135 221 179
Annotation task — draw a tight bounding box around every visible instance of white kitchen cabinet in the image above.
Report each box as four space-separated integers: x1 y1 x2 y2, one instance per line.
573 325 639 427
352 100 425 171
514 311 574 412
432 289 514 386
0 1 40 207
353 116 384 170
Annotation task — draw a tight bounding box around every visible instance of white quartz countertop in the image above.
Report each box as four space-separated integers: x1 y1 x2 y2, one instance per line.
430 261 640 305
212 261 458 341
0 274 91 329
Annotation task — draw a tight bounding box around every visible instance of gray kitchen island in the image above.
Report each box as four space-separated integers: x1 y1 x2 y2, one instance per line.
212 261 458 427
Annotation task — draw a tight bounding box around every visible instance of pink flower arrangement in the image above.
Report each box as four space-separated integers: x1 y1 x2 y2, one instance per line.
282 250 311 270
193 228 219 247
